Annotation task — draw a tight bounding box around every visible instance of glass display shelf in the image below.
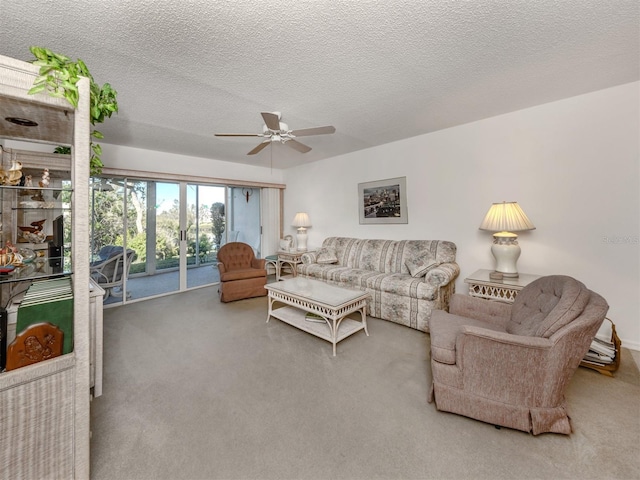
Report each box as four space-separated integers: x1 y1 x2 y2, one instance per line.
12 207 71 211
0 257 71 284
0 185 72 192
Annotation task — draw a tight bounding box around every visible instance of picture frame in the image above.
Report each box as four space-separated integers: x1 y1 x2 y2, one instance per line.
358 176 408 224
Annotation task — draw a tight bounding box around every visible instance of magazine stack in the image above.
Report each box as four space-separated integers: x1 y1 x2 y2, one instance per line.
583 337 616 366
580 318 620 376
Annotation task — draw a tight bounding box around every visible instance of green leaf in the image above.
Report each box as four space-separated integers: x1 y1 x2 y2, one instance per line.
27 84 47 95
27 46 117 172
54 146 72 155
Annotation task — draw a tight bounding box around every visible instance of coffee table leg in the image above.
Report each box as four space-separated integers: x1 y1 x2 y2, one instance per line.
361 307 369 336
266 296 272 322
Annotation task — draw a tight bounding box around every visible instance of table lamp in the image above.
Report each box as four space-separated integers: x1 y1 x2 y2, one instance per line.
292 212 311 251
479 201 535 279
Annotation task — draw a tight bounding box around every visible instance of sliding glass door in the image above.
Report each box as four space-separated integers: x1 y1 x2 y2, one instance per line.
145 181 181 298
91 178 183 304
90 176 262 305
186 184 225 289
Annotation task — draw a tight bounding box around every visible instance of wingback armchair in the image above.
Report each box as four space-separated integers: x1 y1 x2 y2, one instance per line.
428 275 608 435
217 242 267 302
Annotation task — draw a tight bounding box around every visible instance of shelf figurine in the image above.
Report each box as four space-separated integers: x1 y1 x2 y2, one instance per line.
39 168 50 188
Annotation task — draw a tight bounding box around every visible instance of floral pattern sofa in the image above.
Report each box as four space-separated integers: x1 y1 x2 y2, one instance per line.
298 237 459 332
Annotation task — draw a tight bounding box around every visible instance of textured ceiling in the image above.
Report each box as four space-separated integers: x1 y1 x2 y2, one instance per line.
1 1 638 169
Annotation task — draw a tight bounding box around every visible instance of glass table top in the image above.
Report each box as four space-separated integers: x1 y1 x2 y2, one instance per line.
266 277 368 307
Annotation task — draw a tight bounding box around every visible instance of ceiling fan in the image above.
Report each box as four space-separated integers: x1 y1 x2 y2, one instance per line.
215 112 336 155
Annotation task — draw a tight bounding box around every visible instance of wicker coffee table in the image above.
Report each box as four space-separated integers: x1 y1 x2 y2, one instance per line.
266 277 370 356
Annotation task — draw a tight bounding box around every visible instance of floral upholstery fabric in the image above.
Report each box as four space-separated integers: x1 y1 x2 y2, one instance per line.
315 246 339 264
405 251 439 277
299 237 459 332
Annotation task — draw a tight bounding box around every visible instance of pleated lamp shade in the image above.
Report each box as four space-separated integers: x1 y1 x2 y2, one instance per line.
479 202 535 278
479 202 535 234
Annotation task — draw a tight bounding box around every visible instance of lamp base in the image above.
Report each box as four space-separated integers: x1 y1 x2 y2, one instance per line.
500 271 519 279
491 233 521 278
296 228 308 252
489 271 504 281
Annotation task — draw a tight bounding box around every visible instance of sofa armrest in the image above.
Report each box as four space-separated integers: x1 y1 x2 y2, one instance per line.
252 258 266 269
449 294 511 327
217 262 227 274
425 262 460 287
301 252 318 264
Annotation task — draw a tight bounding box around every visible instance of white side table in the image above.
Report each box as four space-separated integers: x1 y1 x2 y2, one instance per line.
464 269 541 303
277 250 310 279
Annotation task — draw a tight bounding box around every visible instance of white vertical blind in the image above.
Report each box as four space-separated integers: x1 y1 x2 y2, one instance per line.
260 188 281 257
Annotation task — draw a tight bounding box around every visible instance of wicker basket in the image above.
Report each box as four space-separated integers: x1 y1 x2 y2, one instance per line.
580 318 621 377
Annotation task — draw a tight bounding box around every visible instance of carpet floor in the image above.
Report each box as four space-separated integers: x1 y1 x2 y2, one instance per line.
90 287 640 480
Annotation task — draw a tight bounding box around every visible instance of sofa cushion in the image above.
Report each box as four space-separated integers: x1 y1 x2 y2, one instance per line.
220 267 267 282
334 268 384 290
429 310 507 364
351 239 394 271
297 263 352 283
405 252 439 278
316 246 338 264
321 237 360 265
368 273 439 301
388 240 457 274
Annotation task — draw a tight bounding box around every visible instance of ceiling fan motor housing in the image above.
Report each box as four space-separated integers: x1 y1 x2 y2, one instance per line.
263 122 289 134
214 111 335 155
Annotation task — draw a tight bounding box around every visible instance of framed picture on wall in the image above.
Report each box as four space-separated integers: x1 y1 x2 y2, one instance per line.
358 176 408 224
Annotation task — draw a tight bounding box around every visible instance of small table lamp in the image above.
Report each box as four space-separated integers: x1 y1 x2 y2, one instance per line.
479 202 535 279
292 212 311 251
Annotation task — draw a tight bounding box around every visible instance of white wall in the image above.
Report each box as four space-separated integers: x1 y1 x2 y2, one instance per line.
3 140 285 186
101 143 285 185
282 82 640 349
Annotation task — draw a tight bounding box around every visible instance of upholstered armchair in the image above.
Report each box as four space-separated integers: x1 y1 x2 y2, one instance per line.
217 242 267 302
428 275 608 435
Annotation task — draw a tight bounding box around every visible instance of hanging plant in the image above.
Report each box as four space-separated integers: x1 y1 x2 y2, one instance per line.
27 46 118 176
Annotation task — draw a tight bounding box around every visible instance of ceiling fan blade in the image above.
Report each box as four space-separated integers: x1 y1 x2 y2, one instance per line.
247 141 271 155
261 112 281 131
286 139 312 153
290 126 336 137
215 133 262 137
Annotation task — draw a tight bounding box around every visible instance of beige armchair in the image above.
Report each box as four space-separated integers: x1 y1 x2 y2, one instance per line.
428 275 608 435
217 242 267 302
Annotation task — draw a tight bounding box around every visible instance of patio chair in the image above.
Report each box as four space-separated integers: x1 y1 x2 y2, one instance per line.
90 246 137 299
